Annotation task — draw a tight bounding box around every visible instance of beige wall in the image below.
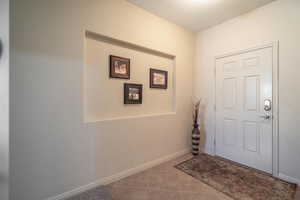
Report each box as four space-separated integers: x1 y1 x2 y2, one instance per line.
0 0 9 199
85 37 175 122
195 0 300 183
10 0 195 199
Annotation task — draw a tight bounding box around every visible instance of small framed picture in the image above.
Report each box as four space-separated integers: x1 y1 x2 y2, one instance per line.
109 55 130 79
150 68 168 89
124 83 143 104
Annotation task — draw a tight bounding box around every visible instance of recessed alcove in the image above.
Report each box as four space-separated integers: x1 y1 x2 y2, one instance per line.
84 31 176 122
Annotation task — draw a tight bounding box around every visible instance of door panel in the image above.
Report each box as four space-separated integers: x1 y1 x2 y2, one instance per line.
223 78 236 109
223 118 237 146
216 47 273 173
244 75 260 111
243 121 259 153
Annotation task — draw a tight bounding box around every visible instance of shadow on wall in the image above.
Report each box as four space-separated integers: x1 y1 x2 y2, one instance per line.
0 38 9 200
0 39 3 59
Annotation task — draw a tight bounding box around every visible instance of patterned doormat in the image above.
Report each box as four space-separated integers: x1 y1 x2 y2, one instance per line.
175 154 297 200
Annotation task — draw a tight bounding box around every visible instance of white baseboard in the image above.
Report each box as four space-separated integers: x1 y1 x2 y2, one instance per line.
45 148 190 200
278 173 300 185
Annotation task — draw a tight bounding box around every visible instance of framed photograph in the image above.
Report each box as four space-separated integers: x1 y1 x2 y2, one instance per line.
150 68 168 89
124 83 143 104
109 55 130 79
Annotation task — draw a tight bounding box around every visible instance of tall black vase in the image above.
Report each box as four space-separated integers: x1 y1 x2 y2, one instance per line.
192 124 200 156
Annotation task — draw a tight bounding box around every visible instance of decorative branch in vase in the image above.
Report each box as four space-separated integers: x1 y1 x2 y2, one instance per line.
192 99 202 156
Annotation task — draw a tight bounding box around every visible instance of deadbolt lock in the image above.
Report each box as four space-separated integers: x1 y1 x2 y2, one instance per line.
264 99 272 112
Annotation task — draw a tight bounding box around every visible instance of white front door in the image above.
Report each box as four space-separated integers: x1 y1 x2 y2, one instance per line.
216 47 273 173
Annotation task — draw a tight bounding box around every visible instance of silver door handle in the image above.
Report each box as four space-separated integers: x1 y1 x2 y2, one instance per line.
260 114 271 119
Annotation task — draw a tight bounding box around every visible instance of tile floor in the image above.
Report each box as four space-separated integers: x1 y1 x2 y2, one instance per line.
67 154 300 200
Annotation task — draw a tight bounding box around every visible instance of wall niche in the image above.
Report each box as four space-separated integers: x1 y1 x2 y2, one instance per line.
84 31 176 122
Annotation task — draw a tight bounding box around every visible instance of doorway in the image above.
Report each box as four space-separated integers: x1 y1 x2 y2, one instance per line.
214 43 278 175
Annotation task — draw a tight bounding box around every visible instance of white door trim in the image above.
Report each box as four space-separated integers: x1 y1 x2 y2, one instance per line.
212 41 279 177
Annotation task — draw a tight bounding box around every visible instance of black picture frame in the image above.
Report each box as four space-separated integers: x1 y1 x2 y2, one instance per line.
150 68 168 89
109 55 130 79
124 83 143 104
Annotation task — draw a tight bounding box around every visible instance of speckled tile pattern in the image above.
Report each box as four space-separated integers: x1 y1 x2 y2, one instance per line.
66 154 300 200
107 154 232 200
66 186 112 200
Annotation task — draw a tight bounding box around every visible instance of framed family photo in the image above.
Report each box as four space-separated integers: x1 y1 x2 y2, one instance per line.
109 55 130 79
150 68 168 89
124 83 143 104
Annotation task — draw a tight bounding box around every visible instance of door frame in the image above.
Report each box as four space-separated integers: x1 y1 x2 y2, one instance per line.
212 41 279 177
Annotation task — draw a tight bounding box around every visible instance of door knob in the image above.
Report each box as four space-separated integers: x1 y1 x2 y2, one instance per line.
260 114 271 120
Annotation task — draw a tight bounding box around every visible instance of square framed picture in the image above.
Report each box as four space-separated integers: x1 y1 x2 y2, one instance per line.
109 55 130 79
124 83 143 104
150 68 168 89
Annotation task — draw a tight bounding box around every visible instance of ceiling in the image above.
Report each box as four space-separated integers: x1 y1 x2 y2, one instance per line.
127 0 275 32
